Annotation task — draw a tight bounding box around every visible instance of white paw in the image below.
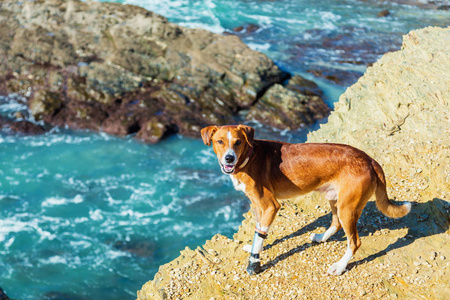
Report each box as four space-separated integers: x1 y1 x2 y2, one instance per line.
327 262 346 276
310 233 321 243
242 244 252 253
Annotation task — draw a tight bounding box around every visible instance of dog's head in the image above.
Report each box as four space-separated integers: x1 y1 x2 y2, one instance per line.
201 125 255 174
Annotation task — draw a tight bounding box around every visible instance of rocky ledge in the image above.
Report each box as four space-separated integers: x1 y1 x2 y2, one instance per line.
0 0 329 143
137 27 449 299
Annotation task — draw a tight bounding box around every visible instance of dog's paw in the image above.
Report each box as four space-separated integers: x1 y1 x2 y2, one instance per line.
327 262 346 276
242 244 252 253
310 233 322 243
246 261 261 275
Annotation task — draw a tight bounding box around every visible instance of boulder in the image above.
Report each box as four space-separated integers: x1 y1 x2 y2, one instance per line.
377 9 391 18
0 116 46 135
246 83 329 129
28 90 62 120
286 74 323 97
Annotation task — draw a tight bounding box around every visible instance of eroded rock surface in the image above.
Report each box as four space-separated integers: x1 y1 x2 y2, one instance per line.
0 0 328 142
137 27 450 299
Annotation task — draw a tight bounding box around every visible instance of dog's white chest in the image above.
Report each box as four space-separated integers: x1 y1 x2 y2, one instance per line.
230 176 246 193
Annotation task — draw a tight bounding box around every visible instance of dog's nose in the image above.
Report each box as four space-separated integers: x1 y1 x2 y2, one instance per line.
225 155 235 163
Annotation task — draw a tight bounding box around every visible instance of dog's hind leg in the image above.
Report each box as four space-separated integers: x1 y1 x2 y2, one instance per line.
327 182 372 275
327 203 361 275
310 200 342 243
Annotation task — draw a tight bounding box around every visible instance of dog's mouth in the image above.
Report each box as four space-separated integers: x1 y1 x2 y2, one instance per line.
220 163 236 174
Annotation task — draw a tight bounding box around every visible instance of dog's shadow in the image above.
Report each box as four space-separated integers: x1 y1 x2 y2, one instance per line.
260 198 450 273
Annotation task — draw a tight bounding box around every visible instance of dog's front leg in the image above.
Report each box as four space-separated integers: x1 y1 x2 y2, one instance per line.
246 190 280 275
247 222 269 275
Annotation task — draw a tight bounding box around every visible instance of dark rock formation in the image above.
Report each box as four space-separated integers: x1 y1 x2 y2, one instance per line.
307 68 363 86
246 76 329 129
43 291 86 300
113 239 156 258
0 116 46 135
368 0 450 10
0 287 10 300
0 0 329 142
377 9 391 17
229 23 262 36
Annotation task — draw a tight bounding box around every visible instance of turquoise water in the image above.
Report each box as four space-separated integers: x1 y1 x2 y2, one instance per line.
1 1 449 299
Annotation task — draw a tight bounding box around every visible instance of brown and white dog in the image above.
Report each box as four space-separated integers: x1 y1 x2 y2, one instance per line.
201 124 411 276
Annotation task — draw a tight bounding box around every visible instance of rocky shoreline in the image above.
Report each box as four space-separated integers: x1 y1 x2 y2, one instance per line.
369 0 450 10
137 26 450 299
0 0 329 143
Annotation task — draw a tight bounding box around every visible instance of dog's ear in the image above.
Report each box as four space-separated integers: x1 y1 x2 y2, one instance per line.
201 126 218 146
238 125 255 148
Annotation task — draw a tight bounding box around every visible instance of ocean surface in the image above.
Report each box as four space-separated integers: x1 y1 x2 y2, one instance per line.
1 1 448 299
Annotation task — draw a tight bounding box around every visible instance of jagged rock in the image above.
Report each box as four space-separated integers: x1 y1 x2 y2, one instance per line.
286 74 323 97
229 23 262 36
0 0 327 142
377 9 391 18
136 118 172 144
9 120 46 135
137 27 450 299
0 116 46 135
246 83 329 129
0 287 10 300
28 90 62 120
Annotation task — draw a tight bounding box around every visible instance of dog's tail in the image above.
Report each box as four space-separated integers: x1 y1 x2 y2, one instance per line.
372 160 411 218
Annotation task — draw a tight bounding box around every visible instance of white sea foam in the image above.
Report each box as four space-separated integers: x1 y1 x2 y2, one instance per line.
0 220 29 242
70 240 92 249
123 0 225 33
272 16 307 25
42 255 68 265
107 249 130 259
105 191 122 205
199 149 216 164
129 186 156 202
0 94 27 113
214 205 232 222
172 221 196 237
319 11 341 31
74 217 89 223
177 21 224 33
120 209 146 218
0 101 28 113
4 237 15 249
243 13 273 27
41 194 84 207
26 134 96 147
246 42 271 52
89 209 104 221
0 218 56 242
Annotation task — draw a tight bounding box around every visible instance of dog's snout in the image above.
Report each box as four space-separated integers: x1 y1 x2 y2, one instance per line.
225 154 235 164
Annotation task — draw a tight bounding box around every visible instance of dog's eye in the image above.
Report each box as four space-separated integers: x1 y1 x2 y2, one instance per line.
235 140 242 146
217 140 224 144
